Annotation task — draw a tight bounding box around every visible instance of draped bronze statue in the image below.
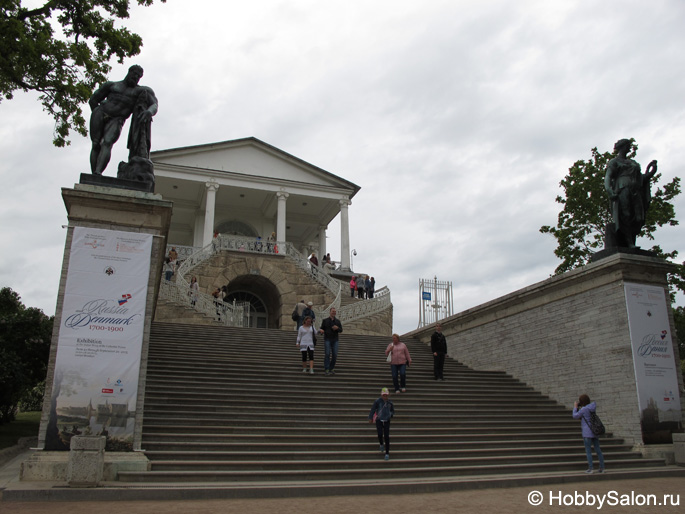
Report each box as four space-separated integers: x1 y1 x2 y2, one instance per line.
604 139 657 249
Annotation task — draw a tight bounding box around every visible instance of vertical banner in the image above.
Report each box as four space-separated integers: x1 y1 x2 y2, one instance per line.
624 282 683 444
45 227 152 451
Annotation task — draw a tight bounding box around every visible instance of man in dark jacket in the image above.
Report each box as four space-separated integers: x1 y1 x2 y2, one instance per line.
319 307 343 375
430 323 448 381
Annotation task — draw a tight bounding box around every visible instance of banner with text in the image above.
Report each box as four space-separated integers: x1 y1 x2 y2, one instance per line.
624 282 683 444
45 227 152 450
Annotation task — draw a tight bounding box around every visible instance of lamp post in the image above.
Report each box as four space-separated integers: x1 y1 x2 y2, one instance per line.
351 249 357 271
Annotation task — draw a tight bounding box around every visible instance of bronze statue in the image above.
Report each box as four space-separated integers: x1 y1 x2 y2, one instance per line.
88 65 158 187
604 139 657 249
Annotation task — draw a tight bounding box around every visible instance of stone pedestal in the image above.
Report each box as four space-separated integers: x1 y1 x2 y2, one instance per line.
67 436 105 487
24 182 172 483
409 252 684 446
674 433 685 466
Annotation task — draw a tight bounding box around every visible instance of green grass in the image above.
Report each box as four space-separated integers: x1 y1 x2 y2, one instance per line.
0 411 41 450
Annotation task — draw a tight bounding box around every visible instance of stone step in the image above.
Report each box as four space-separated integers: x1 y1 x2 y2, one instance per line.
135 322 663 489
147 451 645 472
144 443 634 461
117 458 665 483
138 437 622 453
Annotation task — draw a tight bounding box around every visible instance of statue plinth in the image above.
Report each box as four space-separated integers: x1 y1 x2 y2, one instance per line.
79 172 153 193
591 246 657 263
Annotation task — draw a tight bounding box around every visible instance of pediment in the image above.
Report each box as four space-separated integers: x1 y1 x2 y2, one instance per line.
151 137 359 195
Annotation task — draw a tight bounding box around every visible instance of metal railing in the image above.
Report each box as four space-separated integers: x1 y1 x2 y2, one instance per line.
158 279 248 326
163 236 391 325
336 286 391 323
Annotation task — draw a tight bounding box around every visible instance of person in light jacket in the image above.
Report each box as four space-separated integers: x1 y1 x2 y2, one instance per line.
385 334 412 393
368 387 394 460
572 394 605 474
296 316 316 374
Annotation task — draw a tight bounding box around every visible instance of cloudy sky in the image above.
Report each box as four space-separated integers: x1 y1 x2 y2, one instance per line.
2 0 684 335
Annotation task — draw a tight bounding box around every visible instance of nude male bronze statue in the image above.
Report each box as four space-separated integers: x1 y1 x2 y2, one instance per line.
89 65 158 176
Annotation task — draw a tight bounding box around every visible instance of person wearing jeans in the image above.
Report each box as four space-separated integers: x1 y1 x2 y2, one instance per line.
385 334 412 393
319 307 343 375
572 394 605 474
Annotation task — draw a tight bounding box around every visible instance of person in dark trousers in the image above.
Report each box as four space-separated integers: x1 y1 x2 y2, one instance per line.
385 334 412 393
368 387 394 460
430 323 448 381
572 394 605 474
302 301 316 326
319 307 343 375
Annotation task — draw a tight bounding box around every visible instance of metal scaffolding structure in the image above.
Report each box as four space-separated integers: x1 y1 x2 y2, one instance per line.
418 276 454 328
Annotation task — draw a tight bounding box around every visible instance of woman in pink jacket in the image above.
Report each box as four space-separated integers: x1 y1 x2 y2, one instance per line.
385 334 412 393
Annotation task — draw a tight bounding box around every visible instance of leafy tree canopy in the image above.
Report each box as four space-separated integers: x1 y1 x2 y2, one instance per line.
0 0 165 147
540 139 684 299
0 287 53 423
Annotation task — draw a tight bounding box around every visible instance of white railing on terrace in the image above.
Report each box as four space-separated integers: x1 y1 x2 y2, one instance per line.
158 279 249 327
336 286 391 323
163 236 391 325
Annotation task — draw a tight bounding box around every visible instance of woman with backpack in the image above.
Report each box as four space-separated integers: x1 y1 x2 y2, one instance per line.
572 394 605 474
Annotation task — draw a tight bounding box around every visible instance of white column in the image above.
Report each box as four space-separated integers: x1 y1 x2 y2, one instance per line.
340 198 351 270
202 181 219 247
318 225 327 263
193 213 204 248
276 191 289 243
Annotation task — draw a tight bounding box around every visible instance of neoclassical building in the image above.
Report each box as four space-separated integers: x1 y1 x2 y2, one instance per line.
151 137 392 335
152 137 360 268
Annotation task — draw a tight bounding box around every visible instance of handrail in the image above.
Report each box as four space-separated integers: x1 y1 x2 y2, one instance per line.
336 286 391 323
165 237 390 326
158 279 247 326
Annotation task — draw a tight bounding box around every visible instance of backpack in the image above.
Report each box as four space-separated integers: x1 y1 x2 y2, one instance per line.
291 307 299 321
583 411 606 436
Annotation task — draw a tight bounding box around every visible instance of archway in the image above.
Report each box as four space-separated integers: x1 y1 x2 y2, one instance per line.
223 275 281 329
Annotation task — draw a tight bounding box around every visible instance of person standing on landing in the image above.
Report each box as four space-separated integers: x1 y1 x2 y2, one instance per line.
319 307 343 375
385 334 412 393
572 394 605 474
368 387 394 460
296 316 316 374
430 323 448 381
295 298 307 330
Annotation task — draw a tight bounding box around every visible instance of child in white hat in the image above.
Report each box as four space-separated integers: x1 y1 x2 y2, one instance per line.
368 387 394 460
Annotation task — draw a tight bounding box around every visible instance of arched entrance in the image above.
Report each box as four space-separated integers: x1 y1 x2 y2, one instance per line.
223 274 281 329
224 291 268 329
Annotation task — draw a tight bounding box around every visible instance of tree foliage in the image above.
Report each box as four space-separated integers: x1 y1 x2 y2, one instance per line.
0 287 53 423
0 0 165 147
540 140 684 298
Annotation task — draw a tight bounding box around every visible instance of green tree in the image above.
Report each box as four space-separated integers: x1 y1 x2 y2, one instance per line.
0 0 165 147
0 287 53 423
540 140 684 298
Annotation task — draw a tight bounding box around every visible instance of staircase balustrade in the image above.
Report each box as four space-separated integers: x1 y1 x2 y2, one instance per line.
164 237 391 325
336 286 391 323
158 278 247 327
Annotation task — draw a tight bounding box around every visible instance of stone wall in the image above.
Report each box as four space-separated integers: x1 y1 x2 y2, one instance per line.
407 253 684 447
158 250 393 336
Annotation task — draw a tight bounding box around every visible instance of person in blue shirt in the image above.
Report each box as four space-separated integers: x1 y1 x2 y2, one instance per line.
572 394 605 474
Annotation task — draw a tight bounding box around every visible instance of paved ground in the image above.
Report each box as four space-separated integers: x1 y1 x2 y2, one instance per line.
2 448 683 513
1 478 683 514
